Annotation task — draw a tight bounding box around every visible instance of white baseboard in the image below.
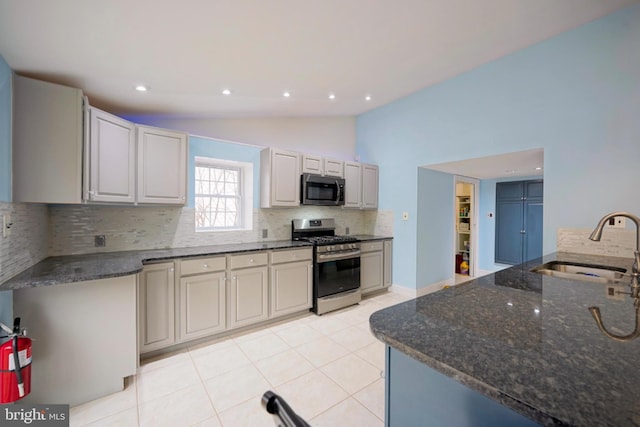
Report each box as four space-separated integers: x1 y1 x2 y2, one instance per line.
389 278 454 299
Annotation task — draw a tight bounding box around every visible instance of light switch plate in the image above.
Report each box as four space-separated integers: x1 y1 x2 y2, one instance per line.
402 212 409 221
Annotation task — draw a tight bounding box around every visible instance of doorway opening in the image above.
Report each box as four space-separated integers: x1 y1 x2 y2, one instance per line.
454 176 479 283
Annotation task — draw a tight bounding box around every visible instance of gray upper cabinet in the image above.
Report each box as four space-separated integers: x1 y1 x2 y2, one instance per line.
137 126 187 205
85 107 136 203
344 161 378 209
12 75 84 203
301 154 323 175
260 148 300 208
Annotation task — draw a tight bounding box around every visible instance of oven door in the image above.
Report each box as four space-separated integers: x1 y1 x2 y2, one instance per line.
301 173 345 206
316 251 360 298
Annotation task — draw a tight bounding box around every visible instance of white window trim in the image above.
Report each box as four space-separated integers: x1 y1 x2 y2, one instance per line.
194 156 253 232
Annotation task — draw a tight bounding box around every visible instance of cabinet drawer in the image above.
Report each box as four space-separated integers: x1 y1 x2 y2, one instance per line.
361 241 383 253
270 248 313 264
181 256 226 276
229 252 268 269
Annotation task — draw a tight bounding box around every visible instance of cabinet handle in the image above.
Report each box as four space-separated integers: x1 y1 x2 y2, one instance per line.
520 230 526 234
203 264 209 269
169 267 175 272
249 258 254 263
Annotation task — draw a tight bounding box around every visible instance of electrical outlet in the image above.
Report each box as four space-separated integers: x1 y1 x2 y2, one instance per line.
2 215 12 237
606 217 626 229
262 229 268 238
402 212 409 221
605 285 626 301
94 235 106 247
345 227 350 235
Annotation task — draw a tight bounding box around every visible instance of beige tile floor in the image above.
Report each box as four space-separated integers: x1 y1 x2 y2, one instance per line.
70 291 412 427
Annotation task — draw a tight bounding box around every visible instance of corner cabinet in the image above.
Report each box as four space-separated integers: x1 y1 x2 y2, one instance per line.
137 126 187 205
12 75 84 203
85 107 136 203
139 262 176 353
344 161 378 209
270 248 313 318
261 148 301 208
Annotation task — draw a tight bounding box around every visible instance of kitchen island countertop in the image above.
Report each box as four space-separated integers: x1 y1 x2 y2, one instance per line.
370 252 640 426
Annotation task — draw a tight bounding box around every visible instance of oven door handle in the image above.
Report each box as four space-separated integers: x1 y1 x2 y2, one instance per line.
317 250 361 262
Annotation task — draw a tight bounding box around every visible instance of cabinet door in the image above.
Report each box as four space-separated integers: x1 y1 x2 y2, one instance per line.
271 149 300 206
383 240 393 288
139 262 175 353
495 200 524 265
496 181 524 201
343 161 362 208
178 272 226 341
12 75 84 203
228 266 269 329
361 250 384 294
324 159 344 178
523 200 544 262
301 154 323 175
87 108 136 203
137 126 187 204
271 261 313 318
361 164 379 209
261 148 300 207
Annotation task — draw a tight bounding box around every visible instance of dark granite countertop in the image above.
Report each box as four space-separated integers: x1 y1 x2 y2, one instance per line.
370 252 640 427
0 240 313 291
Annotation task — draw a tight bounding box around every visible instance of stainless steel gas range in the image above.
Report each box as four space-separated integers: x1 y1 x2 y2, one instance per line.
292 218 361 315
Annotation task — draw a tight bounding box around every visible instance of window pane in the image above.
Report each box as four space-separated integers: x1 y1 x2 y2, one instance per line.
225 169 238 183
195 160 248 231
195 166 209 181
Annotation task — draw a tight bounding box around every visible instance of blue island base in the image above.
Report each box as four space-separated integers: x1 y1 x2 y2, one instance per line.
386 346 541 427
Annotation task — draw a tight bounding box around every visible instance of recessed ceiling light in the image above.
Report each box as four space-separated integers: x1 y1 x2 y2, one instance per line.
328 93 336 100
365 95 372 101
283 91 291 98
535 167 542 171
222 89 231 96
135 85 147 92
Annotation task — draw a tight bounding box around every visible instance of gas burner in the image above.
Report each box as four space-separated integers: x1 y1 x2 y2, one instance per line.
302 235 358 245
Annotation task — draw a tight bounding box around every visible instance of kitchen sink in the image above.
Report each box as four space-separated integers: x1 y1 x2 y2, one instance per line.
530 261 627 284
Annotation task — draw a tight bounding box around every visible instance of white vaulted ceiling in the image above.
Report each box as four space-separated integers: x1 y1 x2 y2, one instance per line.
0 0 637 117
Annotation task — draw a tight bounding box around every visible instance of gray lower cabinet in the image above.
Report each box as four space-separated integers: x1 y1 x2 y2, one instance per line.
228 252 269 329
361 241 384 294
383 239 393 287
270 248 313 318
178 256 227 342
361 239 393 295
139 261 176 353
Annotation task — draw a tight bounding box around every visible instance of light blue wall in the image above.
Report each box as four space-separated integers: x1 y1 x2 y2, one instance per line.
417 168 454 288
188 135 262 208
356 5 640 289
0 54 11 202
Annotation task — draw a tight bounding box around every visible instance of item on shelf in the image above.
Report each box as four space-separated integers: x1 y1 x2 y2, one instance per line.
459 223 469 232
460 261 469 275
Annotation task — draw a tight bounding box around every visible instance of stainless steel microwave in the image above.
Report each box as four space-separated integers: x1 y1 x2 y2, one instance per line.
300 173 345 206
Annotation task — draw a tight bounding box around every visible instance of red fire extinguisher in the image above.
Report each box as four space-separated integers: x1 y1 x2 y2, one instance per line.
0 317 32 403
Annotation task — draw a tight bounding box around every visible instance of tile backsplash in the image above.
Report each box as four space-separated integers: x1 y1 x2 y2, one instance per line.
49 205 394 255
557 227 636 258
0 202 49 283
